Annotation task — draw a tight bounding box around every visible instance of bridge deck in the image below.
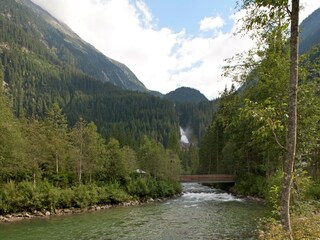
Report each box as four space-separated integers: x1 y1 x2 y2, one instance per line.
180 174 235 183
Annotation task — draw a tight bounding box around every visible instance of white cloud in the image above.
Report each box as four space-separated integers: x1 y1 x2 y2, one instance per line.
300 0 320 22
30 0 320 100
199 16 225 32
135 0 153 28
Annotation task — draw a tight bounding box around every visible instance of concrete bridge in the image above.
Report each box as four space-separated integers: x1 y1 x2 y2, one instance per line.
180 174 235 183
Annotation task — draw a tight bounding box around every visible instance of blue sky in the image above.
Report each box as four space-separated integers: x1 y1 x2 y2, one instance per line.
142 0 236 35
32 0 320 99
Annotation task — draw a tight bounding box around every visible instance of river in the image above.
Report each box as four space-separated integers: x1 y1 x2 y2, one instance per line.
0 183 266 240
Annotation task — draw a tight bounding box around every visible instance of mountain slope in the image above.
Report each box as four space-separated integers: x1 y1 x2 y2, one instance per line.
0 0 179 147
165 87 208 103
299 7 320 54
1 0 146 92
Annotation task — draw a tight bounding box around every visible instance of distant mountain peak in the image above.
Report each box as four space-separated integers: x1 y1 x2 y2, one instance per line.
165 87 208 103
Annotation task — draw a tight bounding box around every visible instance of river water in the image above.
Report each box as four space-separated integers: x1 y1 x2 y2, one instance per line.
0 183 266 240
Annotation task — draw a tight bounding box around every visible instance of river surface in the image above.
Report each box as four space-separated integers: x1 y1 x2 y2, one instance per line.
0 183 266 240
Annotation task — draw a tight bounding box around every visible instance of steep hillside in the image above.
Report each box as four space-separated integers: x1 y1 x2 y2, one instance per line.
165 87 208 103
0 0 179 147
164 87 215 143
300 7 320 54
0 0 146 92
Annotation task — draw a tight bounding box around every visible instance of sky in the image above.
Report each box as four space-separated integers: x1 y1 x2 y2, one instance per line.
31 0 320 99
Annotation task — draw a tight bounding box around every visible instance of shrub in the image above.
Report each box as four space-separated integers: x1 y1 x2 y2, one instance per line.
0 181 21 214
307 182 320 200
58 188 74 209
257 214 320 240
233 173 267 198
264 171 283 218
73 184 93 208
47 187 60 211
17 181 42 211
126 178 149 198
105 182 130 203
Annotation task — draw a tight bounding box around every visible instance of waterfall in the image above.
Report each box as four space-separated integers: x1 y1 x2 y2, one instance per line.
180 127 189 144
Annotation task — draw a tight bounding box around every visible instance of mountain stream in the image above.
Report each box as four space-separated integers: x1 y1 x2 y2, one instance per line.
0 183 266 240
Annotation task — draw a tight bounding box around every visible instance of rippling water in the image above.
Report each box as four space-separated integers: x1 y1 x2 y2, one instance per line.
0 183 266 240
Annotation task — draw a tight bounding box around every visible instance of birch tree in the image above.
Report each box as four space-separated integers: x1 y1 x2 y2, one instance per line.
237 0 300 234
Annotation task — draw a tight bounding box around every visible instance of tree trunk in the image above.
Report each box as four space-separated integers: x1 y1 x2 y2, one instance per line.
280 0 299 234
55 150 59 174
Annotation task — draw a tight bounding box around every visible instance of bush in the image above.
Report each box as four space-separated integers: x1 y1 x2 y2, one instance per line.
0 181 21 214
126 176 181 199
73 184 96 208
126 178 149 198
17 181 42 211
58 188 74 209
233 173 267 198
0 178 181 214
264 171 283 218
105 182 130 203
257 214 320 240
307 182 320 200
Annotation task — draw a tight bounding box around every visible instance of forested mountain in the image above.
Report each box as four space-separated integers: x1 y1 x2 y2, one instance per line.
0 0 181 147
165 87 208 103
299 7 320 54
12 0 147 92
0 0 184 213
163 87 213 144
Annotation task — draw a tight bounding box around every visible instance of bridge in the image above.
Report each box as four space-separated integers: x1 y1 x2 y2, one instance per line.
180 174 235 183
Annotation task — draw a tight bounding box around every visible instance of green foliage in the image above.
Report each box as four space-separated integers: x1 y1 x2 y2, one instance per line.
233 173 267 198
73 184 99 208
105 182 131 203
199 5 320 203
264 171 283 218
0 178 181 214
0 0 180 149
127 177 150 198
306 182 320 200
257 214 320 239
0 89 182 214
126 176 181 199
175 101 216 143
58 188 74 209
0 181 21 214
138 136 181 180
0 0 186 216
180 145 200 174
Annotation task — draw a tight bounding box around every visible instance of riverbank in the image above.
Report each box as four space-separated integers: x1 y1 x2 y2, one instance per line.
0 195 181 223
0 183 267 240
257 213 320 239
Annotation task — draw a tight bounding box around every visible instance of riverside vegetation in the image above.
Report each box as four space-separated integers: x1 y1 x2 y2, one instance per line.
0 83 181 216
198 1 320 238
2 0 320 238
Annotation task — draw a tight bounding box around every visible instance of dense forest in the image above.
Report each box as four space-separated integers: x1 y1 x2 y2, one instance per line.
198 3 320 237
165 87 208 103
0 0 187 149
0 72 181 213
0 0 188 214
3 0 320 237
0 0 220 215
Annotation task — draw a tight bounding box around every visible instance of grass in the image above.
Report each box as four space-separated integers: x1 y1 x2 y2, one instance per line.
257 214 320 239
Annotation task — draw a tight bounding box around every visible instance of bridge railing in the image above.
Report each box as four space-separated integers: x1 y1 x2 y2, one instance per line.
180 174 235 183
